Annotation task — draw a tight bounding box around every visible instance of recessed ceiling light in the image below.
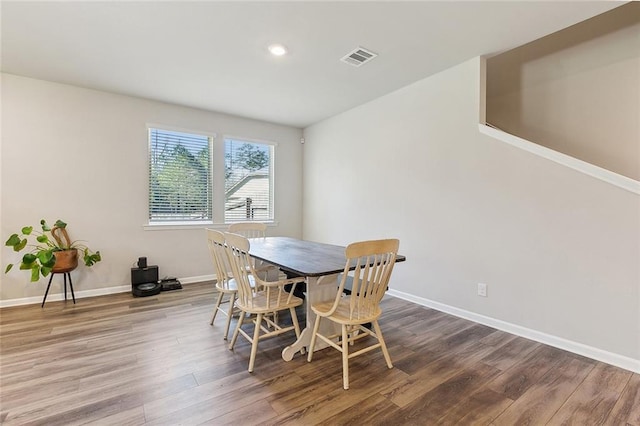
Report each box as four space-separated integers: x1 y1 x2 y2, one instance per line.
268 44 288 56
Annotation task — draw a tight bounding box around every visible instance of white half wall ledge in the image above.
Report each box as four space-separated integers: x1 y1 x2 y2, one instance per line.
387 288 640 374
0 274 216 308
478 124 640 195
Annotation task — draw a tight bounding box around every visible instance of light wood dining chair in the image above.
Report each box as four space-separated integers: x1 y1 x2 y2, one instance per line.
224 232 305 373
228 222 267 238
206 228 243 340
228 221 285 327
307 238 399 390
228 221 274 281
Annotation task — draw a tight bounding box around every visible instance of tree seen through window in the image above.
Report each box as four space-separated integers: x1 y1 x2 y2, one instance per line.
149 128 211 222
225 139 272 222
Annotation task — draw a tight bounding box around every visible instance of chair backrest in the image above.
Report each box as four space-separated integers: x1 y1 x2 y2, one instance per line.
206 228 232 289
228 222 267 238
223 232 258 308
334 239 399 318
224 231 294 310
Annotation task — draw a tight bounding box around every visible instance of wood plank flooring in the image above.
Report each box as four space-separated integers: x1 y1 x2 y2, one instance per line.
1 281 638 425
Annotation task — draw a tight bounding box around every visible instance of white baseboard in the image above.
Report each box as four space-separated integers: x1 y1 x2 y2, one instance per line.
0 285 131 308
387 289 640 374
0 274 217 308
180 274 215 284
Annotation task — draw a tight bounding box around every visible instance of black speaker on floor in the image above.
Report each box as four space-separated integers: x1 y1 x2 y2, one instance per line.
131 265 161 297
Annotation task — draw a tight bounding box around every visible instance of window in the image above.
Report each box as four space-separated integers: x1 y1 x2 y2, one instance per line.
147 128 275 226
224 138 273 222
148 128 212 223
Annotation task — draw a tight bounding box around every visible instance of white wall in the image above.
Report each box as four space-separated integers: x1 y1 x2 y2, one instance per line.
1 73 303 302
302 57 639 365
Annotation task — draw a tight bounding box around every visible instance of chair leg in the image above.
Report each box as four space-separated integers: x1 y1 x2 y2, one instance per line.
210 291 224 325
229 310 245 350
307 316 322 362
342 324 350 390
372 320 393 369
248 313 263 373
350 325 358 345
223 294 235 340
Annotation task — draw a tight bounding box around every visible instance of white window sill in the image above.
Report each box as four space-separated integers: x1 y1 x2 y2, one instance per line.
143 222 215 231
143 221 278 231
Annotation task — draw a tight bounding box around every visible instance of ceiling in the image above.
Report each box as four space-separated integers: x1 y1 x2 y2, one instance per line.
1 1 624 128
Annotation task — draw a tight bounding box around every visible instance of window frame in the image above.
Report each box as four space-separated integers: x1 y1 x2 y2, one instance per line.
223 135 276 224
144 125 277 230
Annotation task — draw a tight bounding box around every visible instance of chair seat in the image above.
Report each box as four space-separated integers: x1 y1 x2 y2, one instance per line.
312 298 381 324
216 278 238 293
215 276 256 293
236 290 303 314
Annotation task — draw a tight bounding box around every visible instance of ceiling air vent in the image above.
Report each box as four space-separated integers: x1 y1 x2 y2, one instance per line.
340 46 378 67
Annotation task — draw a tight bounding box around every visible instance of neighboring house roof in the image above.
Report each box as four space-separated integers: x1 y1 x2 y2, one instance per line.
225 173 269 218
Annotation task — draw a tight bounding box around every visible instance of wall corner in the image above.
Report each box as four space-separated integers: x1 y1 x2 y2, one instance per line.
478 56 487 125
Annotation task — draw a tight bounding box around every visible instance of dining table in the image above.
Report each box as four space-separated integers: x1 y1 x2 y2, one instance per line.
248 236 405 361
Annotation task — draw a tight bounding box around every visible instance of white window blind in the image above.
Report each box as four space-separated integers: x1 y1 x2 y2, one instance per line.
148 128 212 223
224 138 273 222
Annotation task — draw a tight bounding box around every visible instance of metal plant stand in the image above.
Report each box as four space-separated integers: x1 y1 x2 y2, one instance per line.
41 271 76 308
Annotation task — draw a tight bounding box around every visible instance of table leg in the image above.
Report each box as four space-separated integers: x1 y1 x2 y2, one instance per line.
282 274 341 361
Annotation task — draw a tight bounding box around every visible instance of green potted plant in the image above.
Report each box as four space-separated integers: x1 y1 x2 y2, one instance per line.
5 219 101 282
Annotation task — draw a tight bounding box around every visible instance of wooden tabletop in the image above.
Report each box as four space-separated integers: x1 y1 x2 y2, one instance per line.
248 237 405 277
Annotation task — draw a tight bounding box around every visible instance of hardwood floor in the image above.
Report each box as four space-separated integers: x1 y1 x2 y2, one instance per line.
1 281 638 425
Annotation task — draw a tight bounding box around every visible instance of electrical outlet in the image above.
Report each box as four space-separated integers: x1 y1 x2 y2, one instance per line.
477 283 488 297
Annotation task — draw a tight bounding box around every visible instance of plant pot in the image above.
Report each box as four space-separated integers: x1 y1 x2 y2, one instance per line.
52 249 78 273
